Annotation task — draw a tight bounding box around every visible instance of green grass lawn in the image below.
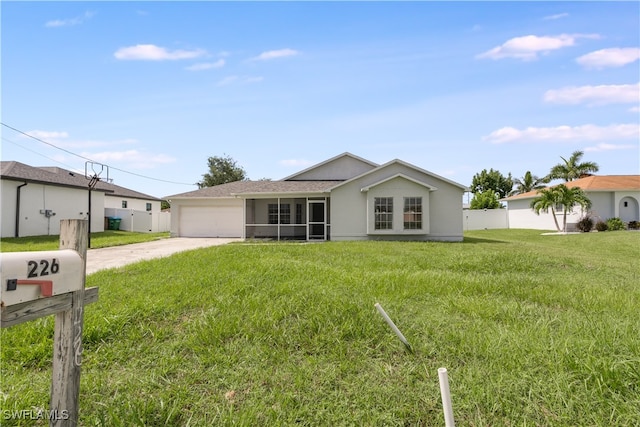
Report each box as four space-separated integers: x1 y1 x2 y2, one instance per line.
0 231 169 252
1 230 639 425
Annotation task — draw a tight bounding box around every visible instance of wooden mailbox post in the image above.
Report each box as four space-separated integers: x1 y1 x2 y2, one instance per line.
1 220 98 426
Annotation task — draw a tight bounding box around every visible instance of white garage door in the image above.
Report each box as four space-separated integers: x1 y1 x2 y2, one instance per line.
179 203 243 237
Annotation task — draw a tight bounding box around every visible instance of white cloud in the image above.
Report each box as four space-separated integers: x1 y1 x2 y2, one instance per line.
280 159 314 168
86 150 175 168
576 47 640 69
476 33 599 61
584 143 637 152
217 75 263 86
544 83 640 106
185 59 225 71
630 106 640 113
114 44 206 61
483 123 640 144
45 11 95 28
24 130 69 141
543 13 569 20
251 48 299 61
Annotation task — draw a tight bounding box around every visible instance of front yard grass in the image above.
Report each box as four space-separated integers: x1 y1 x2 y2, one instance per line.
1 230 638 425
0 231 169 252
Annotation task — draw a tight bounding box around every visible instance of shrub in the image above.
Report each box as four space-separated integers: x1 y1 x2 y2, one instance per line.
595 221 608 232
606 217 625 231
628 220 640 230
576 216 594 232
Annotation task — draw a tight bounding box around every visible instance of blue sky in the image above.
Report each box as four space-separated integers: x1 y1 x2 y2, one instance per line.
2 1 639 199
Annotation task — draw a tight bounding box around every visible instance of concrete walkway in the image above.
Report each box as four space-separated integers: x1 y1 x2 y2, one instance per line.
86 238 239 274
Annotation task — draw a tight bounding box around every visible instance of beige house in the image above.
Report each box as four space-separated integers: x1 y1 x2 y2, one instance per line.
166 153 468 241
502 175 640 230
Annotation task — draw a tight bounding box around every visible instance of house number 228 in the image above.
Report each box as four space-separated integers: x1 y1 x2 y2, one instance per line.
27 259 60 278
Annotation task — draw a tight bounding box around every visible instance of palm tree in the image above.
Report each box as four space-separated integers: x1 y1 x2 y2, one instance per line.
547 150 599 182
530 184 592 232
530 187 562 232
509 171 548 195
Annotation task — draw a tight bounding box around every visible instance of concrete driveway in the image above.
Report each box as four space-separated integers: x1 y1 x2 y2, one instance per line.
86 238 239 274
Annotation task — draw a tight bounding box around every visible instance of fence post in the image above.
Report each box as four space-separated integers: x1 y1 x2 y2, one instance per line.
50 219 88 426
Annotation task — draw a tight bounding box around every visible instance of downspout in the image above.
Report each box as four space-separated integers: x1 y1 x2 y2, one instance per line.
15 182 28 237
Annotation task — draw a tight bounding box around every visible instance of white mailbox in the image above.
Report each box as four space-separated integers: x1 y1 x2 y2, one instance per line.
1 249 83 307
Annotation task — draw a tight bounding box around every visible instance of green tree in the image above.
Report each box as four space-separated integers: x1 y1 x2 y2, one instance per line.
470 169 513 199
197 154 247 188
547 150 599 182
530 184 592 232
470 190 501 209
509 171 548 196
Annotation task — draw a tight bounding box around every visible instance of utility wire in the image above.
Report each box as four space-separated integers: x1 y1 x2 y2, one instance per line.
2 122 196 186
2 136 84 173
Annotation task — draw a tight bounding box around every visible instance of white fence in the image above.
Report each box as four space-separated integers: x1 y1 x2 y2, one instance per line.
463 209 509 230
104 208 170 233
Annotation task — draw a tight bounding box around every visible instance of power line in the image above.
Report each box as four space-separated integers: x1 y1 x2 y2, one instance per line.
2 136 84 173
1 122 196 186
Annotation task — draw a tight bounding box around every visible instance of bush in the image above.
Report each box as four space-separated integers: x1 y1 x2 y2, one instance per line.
595 221 608 232
606 217 625 231
576 216 594 232
628 220 640 230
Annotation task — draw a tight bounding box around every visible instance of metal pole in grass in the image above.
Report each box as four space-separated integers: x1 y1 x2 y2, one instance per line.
374 303 412 352
438 368 455 427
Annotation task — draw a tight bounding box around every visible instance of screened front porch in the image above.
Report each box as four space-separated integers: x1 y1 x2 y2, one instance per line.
244 197 330 241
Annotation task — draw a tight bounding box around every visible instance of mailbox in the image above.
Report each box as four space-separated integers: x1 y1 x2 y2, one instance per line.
0 249 83 307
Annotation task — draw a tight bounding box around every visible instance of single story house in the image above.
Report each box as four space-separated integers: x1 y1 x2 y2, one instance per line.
166 153 468 242
502 175 640 230
1 161 167 238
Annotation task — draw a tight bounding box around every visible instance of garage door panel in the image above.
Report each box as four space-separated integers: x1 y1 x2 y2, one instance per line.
179 204 243 237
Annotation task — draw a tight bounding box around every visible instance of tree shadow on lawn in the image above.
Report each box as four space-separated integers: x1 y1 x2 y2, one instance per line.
462 236 508 244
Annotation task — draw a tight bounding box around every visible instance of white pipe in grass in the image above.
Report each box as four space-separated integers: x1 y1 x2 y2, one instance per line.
374 303 412 351
438 367 455 427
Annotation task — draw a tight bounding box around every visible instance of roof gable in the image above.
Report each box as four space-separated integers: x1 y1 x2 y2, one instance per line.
330 159 468 191
360 173 438 192
282 152 378 181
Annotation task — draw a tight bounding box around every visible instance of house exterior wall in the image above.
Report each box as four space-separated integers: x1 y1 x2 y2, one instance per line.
1 180 105 237
507 190 640 230
507 198 574 231
614 191 640 222
330 163 464 241
105 196 161 213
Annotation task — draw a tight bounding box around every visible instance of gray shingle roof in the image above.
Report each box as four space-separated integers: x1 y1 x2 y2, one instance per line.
166 180 340 199
1 161 161 201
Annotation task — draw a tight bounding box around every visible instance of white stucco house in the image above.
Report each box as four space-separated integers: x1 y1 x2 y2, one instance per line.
502 175 640 231
1 161 167 238
166 153 468 241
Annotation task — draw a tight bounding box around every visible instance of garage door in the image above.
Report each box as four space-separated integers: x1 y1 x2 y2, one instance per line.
179 203 243 237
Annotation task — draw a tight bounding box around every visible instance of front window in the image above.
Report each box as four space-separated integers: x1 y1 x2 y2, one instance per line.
268 203 291 224
404 197 422 229
374 197 393 230
146 203 152 212
122 201 127 208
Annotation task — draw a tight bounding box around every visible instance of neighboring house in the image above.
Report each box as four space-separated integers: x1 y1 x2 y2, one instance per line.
502 175 640 231
1 161 167 237
166 153 468 242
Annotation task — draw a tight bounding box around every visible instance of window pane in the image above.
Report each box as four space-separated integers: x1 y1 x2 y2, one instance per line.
404 197 422 230
268 204 278 224
374 197 393 230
